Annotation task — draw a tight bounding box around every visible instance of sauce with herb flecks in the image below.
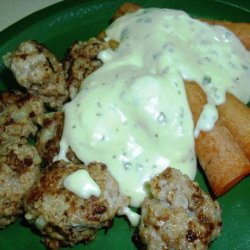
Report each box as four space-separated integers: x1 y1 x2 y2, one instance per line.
57 8 250 207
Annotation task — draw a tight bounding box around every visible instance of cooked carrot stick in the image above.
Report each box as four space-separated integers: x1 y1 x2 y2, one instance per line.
185 81 250 196
218 93 250 161
196 120 250 196
184 81 206 124
111 2 140 20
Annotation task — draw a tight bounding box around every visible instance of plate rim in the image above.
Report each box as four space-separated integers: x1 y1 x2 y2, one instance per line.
0 0 249 42
0 0 249 249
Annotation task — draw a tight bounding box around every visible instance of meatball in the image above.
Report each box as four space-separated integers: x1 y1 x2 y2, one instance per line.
0 90 44 140
0 141 41 228
35 112 63 164
35 112 81 164
4 40 68 110
23 160 130 249
139 168 222 250
64 38 108 99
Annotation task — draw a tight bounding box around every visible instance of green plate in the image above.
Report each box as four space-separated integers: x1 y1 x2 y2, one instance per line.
0 0 249 249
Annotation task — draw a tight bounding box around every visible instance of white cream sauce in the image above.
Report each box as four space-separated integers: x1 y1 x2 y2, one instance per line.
57 8 250 207
118 207 141 226
63 169 101 199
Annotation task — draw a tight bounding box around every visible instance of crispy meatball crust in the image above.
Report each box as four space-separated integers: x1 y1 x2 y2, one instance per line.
35 112 81 164
0 90 44 140
4 40 68 110
0 141 41 228
139 168 222 250
35 112 64 164
63 38 108 99
23 160 129 249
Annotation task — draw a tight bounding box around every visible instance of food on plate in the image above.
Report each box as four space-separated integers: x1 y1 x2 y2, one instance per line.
64 38 108 99
35 112 64 164
0 89 43 228
195 120 250 196
0 90 44 140
0 140 41 228
218 93 250 160
58 4 250 208
111 2 140 20
0 2 250 249
204 20 250 50
185 81 250 196
139 168 222 250
113 3 250 196
3 40 69 110
23 160 129 249
116 3 250 50
36 112 80 165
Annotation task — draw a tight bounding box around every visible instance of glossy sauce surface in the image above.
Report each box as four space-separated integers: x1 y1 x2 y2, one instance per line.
58 8 250 207
63 169 101 199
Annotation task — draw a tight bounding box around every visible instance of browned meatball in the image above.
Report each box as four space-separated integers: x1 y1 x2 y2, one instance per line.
0 90 44 141
35 112 64 164
23 160 130 249
139 168 222 250
4 40 68 110
64 38 108 99
35 112 80 165
0 141 41 228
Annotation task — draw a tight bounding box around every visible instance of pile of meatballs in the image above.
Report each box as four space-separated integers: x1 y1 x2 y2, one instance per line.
0 38 222 250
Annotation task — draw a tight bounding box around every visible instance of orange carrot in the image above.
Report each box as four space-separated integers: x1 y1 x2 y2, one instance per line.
218 93 250 161
195 120 250 196
112 2 140 20
185 81 250 196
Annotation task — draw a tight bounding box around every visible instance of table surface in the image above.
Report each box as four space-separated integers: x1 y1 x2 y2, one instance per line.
0 0 62 32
